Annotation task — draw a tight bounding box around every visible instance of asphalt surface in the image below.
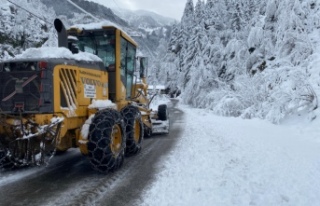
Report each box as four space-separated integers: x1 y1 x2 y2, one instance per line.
0 99 184 206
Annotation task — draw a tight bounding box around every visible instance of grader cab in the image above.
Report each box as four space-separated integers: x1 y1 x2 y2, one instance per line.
0 19 169 172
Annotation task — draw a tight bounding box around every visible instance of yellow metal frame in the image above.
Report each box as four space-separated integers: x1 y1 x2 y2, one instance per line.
20 25 150 155
110 124 123 156
52 64 109 152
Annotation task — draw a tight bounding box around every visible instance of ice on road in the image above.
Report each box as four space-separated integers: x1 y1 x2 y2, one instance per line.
141 104 320 206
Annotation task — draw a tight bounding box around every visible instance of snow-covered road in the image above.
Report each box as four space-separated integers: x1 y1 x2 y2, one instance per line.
1 100 320 206
140 104 320 206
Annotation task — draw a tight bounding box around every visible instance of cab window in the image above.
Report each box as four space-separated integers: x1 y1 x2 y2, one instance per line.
121 37 136 98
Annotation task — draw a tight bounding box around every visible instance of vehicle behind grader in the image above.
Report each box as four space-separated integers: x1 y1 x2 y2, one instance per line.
0 19 169 172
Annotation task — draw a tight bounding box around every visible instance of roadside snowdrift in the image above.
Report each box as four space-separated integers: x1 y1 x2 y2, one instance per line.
140 103 320 206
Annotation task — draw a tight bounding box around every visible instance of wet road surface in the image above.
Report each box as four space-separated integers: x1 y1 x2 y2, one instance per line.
0 100 184 206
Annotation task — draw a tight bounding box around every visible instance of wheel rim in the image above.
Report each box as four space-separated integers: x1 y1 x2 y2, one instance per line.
110 124 122 155
133 119 141 143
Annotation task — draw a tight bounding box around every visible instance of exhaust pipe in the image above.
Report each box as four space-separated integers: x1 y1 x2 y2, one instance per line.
54 18 68 48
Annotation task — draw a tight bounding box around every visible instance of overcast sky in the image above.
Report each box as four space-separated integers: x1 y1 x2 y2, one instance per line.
86 0 196 20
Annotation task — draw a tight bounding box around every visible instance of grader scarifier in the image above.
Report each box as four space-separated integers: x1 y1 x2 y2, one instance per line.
0 19 169 172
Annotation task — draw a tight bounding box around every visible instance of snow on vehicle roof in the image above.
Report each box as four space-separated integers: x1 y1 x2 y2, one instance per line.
12 47 102 62
70 21 136 45
71 20 123 31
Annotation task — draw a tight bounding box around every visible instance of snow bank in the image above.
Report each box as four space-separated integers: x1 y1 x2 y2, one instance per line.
12 47 102 62
140 104 320 206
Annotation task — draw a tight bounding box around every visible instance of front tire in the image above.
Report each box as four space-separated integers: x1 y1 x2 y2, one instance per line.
158 104 168 121
121 106 144 156
87 109 126 173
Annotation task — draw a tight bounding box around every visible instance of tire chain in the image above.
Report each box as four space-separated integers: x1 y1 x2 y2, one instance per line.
87 109 126 173
121 106 144 156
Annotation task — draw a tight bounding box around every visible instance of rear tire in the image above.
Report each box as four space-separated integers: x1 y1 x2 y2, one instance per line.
87 109 126 173
158 104 168 121
121 106 144 156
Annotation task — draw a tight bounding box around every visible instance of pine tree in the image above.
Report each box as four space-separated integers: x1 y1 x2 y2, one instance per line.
195 0 205 25
181 0 195 29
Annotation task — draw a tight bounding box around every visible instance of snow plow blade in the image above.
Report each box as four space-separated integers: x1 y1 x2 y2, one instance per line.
151 119 169 134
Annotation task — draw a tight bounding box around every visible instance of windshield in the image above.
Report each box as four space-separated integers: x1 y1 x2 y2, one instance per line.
76 30 116 70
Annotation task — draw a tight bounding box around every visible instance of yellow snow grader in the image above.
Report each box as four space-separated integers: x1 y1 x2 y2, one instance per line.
0 19 169 172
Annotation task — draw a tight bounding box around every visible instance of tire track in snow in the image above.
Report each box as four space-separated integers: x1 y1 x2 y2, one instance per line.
47 138 160 206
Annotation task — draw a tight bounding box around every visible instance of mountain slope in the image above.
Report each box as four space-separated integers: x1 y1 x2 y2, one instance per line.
40 0 128 27
0 0 56 59
112 8 176 28
39 0 173 61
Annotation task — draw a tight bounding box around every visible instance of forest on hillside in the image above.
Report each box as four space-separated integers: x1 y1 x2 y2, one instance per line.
154 0 320 123
0 0 56 59
1 0 320 123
